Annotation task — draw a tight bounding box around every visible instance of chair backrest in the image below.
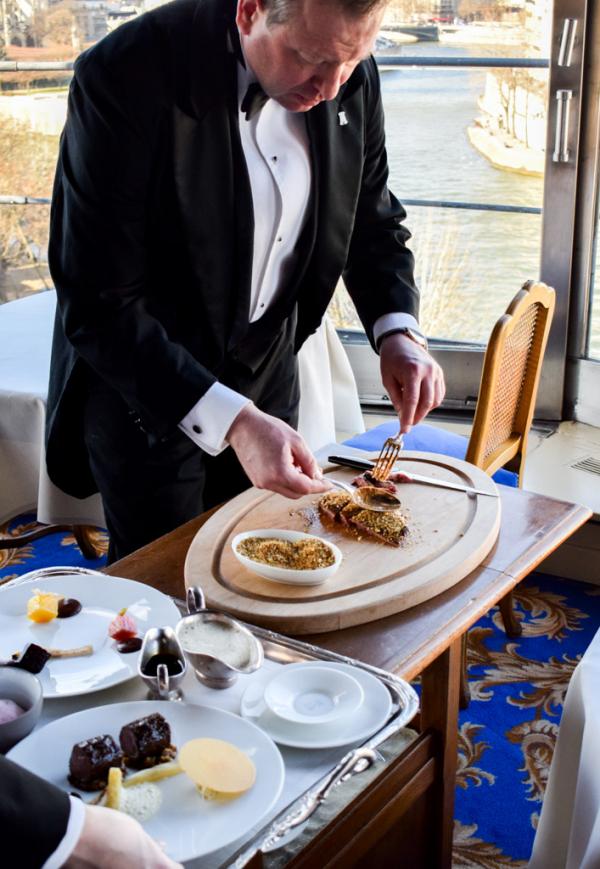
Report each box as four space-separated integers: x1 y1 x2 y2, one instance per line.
465 280 556 486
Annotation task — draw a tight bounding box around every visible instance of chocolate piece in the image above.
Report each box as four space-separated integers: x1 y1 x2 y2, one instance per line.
57 598 82 618
116 637 142 654
120 712 176 769
68 734 124 791
7 643 51 674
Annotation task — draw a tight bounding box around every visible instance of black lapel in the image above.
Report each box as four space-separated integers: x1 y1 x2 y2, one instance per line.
287 63 367 296
304 65 366 280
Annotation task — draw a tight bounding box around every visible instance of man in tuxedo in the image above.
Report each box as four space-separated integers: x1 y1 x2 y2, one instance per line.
47 0 445 562
1 755 181 868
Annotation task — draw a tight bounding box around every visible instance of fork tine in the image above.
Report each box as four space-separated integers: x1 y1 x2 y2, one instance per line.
372 440 399 481
372 432 404 481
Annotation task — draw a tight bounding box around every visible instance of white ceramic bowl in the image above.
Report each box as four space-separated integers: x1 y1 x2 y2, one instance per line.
264 664 364 725
231 529 342 586
0 667 43 752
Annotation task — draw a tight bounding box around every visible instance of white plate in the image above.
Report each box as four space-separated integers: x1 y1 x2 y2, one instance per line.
231 529 342 586
0 574 180 698
240 662 392 749
8 700 285 863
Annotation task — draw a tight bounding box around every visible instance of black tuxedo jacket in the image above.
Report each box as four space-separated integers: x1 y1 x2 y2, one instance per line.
47 0 419 499
1 754 71 867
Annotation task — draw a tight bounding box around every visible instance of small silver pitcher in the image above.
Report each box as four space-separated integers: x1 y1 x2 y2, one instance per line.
138 626 187 701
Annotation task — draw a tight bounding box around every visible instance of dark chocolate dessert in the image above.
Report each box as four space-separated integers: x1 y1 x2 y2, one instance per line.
8 643 50 674
68 734 124 791
119 712 176 769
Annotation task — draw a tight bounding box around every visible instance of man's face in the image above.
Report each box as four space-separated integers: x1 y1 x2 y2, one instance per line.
236 0 383 112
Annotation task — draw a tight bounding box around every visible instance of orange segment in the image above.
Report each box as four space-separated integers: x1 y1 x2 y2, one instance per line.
27 591 62 623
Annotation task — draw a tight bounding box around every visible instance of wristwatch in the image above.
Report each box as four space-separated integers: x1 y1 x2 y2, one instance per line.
377 326 428 352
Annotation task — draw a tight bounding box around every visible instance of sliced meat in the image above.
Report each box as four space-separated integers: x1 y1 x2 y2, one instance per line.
351 470 397 494
318 491 352 522
348 509 406 547
388 470 412 484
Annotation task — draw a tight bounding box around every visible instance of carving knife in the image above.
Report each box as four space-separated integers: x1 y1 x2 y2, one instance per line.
327 455 499 498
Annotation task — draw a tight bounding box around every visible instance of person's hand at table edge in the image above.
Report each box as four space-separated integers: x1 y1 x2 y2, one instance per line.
65 804 183 868
379 332 446 433
226 404 330 499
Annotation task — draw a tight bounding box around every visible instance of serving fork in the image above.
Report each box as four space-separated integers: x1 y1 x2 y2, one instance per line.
371 430 404 481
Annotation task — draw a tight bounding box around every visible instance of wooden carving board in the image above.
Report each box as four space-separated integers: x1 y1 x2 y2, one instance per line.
184 452 501 634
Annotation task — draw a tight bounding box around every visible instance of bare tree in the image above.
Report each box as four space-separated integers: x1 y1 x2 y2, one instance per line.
0 119 58 301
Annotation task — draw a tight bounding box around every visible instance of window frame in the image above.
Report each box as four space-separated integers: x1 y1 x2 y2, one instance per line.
342 0 593 422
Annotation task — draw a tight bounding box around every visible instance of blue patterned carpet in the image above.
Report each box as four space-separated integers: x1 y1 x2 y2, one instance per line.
2 513 599 868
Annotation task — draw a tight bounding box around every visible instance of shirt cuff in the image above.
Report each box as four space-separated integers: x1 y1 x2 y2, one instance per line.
42 796 87 869
372 312 423 349
179 382 252 456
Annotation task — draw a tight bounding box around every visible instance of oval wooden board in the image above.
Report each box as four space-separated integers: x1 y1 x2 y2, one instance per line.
184 452 501 634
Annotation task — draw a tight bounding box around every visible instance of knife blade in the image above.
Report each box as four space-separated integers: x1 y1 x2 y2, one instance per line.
327 455 498 498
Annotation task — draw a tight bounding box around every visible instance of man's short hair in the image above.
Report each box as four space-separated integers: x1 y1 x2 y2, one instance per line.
263 0 385 26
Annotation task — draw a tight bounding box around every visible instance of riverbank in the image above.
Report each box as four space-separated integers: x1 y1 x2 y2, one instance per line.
468 121 544 176
0 91 67 136
439 22 529 46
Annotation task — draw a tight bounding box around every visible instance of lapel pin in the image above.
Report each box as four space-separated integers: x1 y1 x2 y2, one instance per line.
338 111 348 126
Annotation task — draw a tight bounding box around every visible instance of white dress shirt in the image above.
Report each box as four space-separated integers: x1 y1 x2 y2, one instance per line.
179 57 420 455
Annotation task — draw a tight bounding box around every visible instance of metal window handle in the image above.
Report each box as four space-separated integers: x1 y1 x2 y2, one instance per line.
557 18 577 67
553 89 573 163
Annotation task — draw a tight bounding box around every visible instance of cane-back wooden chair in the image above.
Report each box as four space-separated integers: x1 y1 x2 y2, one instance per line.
460 278 556 705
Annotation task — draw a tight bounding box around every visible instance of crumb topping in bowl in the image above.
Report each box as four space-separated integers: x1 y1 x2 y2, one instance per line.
237 536 335 570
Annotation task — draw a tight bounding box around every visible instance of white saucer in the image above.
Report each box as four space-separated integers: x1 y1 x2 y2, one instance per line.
240 662 393 749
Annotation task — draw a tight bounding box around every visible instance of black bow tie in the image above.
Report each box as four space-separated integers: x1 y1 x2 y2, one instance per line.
241 82 269 121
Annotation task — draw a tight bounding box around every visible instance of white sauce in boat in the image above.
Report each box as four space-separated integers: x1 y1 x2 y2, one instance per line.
179 621 252 669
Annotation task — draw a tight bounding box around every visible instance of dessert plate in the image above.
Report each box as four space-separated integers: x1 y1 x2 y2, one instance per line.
0 573 180 698
240 662 392 749
8 700 285 863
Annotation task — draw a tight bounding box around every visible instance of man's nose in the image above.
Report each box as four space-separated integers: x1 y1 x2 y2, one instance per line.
313 64 347 101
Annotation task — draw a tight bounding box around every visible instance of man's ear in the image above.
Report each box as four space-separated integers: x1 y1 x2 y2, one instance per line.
236 0 262 34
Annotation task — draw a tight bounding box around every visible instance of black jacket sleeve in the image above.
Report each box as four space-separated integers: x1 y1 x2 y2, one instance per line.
48 26 217 437
1 754 71 868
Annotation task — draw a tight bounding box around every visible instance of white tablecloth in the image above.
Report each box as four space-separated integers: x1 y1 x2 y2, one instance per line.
0 291 105 527
0 292 363 528
529 626 600 868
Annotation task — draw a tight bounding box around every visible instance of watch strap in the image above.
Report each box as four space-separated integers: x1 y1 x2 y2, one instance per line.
376 326 428 351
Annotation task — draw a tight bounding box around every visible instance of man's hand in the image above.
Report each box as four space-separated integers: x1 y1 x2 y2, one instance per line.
227 404 330 499
66 804 183 868
379 333 445 432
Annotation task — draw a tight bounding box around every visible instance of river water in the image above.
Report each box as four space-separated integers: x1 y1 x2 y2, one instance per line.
352 42 547 344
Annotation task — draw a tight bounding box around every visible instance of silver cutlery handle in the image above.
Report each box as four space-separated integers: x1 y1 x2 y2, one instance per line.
235 747 380 862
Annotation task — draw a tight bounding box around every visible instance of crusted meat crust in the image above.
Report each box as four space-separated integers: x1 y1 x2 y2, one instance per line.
318 491 406 547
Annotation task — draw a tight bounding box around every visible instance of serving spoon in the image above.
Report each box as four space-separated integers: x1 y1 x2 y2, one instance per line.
328 478 403 513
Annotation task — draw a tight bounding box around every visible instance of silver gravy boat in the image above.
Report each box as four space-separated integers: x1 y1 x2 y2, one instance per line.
175 587 263 689
138 626 187 701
